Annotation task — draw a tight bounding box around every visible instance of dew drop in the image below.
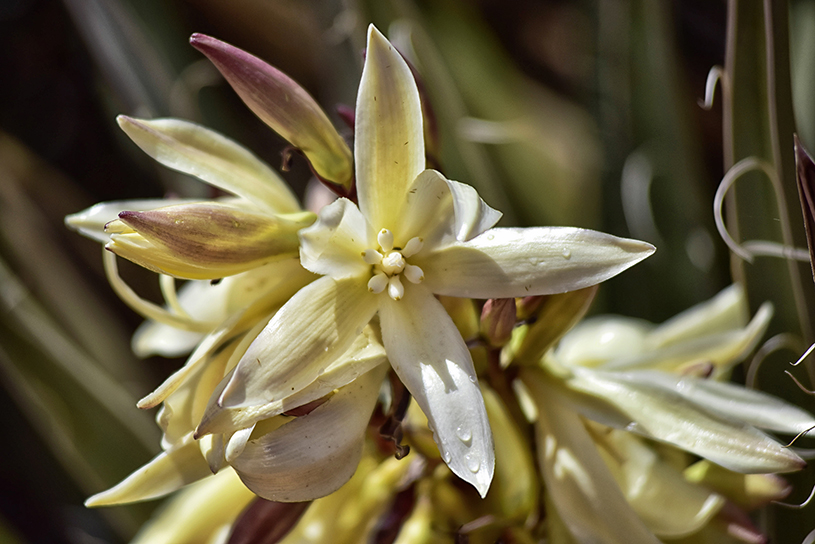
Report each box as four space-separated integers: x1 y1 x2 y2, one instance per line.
487 234 494 241
456 425 472 445
561 248 571 259
443 452 452 463
465 453 481 473
468 375 477 384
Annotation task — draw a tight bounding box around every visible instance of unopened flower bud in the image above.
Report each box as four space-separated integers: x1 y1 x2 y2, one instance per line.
480 298 517 347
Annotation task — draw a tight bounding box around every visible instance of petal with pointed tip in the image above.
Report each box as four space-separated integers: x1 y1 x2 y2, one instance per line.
604 302 772 373
378 283 494 497
646 284 749 349
189 34 352 188
624 370 815 435
355 25 425 231
567 368 806 473
220 275 378 408
399 170 501 248
230 365 387 501
421 227 655 299
299 198 373 279
117 116 300 213
85 435 211 506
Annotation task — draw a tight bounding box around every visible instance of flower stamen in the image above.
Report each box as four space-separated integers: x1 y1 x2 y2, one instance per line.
377 229 394 252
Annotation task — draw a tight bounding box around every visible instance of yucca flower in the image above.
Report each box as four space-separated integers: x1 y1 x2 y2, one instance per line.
198 24 655 498
519 285 814 543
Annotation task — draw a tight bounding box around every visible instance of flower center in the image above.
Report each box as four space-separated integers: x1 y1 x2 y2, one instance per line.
362 228 424 301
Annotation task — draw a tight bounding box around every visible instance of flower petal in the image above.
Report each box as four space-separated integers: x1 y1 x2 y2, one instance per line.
219 275 378 408
645 284 749 349
109 203 314 279
522 368 661 544
299 198 373 279
355 25 425 231
197 324 387 436
378 283 494 497
84 434 212 506
399 170 501 249
65 198 198 244
189 34 353 188
599 429 724 538
421 227 655 299
230 365 387 501
567 368 806 473
625 370 815 435
117 116 301 213
603 302 772 374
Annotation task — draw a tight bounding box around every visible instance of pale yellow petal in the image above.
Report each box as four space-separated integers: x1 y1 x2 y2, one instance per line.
355 25 425 231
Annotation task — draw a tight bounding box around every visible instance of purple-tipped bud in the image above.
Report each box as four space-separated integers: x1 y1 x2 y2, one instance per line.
190 34 353 189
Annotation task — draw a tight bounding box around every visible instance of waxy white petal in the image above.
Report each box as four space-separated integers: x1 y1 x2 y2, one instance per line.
189 34 353 188
444 177 502 242
355 25 425 231
220 275 378 408
197 325 387 436
603 302 772 374
299 198 373 279
230 365 387 501
646 284 749 349
117 116 300 213
567 368 806 473
399 170 501 249
378 283 494 497
625 370 815 435
85 434 211 506
421 227 655 299
65 198 198 244
522 368 661 544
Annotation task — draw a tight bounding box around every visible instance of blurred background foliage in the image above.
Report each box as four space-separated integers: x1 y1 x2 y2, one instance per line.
1 0 815 542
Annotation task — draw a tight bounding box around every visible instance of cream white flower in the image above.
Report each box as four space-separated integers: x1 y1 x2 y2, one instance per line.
208 25 655 497
521 285 815 543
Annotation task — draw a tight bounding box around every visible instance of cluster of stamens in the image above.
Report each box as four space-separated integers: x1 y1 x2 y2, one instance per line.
363 229 424 301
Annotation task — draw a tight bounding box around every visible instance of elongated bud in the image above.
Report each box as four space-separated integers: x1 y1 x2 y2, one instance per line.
108 203 315 279
190 34 353 190
480 298 516 347
513 286 598 365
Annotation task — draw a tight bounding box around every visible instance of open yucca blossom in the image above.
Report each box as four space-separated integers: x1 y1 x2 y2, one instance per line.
516 284 815 543
102 285 804 544
67 23 656 509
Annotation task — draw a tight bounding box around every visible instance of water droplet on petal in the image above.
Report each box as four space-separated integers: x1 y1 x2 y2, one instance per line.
456 425 472 445
562 248 571 259
443 452 452 463
468 375 477 383
487 234 494 241
465 453 481 473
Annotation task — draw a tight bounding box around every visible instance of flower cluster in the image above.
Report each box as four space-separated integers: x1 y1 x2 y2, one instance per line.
66 24 812 544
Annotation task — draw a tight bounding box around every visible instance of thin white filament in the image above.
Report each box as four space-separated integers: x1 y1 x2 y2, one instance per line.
713 157 809 263
103 250 217 332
